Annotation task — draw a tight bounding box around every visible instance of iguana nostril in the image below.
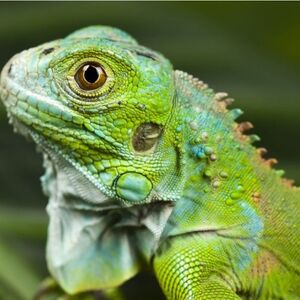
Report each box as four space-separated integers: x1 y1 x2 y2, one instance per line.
42 47 55 55
8 64 12 75
4 57 18 79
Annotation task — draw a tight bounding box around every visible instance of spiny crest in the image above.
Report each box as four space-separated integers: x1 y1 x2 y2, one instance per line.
180 71 297 189
256 147 296 188
213 92 235 112
211 90 283 178
256 148 278 168
230 104 296 188
174 70 208 91
174 70 234 113
282 178 296 188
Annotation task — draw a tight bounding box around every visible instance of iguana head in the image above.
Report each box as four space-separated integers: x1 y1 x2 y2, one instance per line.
0 26 183 206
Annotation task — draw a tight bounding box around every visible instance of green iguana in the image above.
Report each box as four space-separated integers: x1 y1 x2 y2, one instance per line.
0 26 299 300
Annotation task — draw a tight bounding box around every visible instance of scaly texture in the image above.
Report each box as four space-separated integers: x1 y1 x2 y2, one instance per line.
0 26 299 299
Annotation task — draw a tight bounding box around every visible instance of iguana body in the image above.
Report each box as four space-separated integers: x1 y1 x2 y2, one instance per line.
0 26 299 299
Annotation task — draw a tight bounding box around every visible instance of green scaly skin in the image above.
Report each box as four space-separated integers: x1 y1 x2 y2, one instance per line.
0 26 299 299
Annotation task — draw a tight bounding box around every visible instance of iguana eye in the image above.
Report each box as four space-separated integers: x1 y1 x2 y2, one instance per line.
75 62 107 90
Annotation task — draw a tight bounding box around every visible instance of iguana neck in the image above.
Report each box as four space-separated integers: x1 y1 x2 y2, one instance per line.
172 70 263 209
173 70 299 219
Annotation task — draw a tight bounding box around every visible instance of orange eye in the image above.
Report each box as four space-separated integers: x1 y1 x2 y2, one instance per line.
75 62 107 90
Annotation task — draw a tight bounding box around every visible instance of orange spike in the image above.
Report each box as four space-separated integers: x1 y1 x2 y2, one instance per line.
214 92 228 101
238 121 253 133
257 148 268 157
223 98 234 106
282 178 295 187
265 158 278 167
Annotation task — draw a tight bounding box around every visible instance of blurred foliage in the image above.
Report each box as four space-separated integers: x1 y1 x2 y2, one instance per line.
0 2 300 299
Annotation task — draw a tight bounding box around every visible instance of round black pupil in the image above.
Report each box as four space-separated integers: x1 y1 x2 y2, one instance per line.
84 65 99 84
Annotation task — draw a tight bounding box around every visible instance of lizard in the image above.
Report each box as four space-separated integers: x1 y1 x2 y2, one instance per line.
0 25 299 300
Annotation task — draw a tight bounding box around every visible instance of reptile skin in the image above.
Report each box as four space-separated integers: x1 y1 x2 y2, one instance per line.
0 26 299 299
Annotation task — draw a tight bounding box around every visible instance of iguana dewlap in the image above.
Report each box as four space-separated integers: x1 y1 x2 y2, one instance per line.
0 26 299 300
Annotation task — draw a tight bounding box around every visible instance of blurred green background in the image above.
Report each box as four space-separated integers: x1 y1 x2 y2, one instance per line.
0 2 300 299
